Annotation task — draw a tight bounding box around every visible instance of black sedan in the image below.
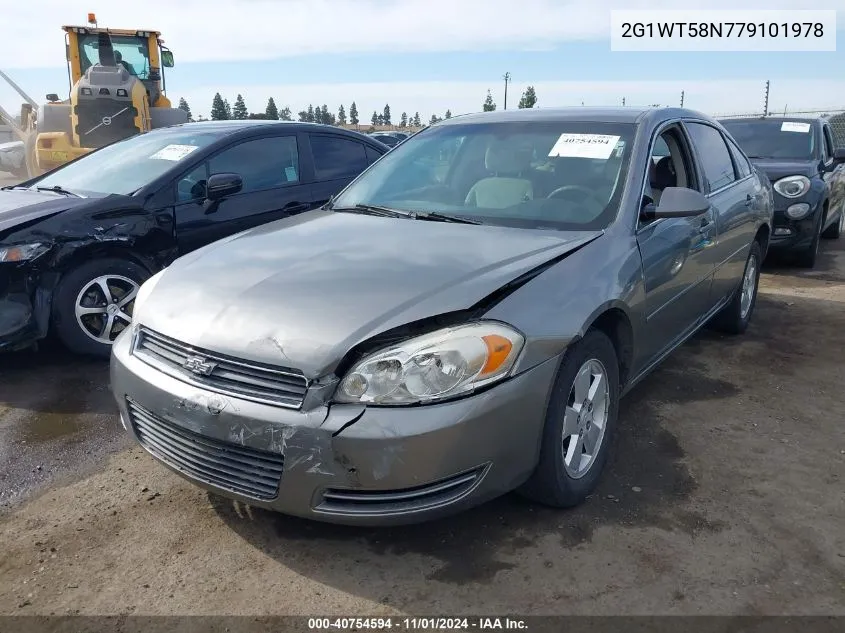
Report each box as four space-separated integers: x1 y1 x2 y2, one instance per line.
719 116 845 267
0 121 388 356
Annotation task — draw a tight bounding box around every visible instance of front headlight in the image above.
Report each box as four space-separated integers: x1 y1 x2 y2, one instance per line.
0 242 49 263
335 321 525 405
773 175 810 198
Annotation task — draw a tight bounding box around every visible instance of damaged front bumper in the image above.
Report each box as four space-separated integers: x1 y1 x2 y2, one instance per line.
110 329 558 526
0 262 46 351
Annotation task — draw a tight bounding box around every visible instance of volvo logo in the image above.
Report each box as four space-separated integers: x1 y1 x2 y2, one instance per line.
102 116 112 126
183 355 217 376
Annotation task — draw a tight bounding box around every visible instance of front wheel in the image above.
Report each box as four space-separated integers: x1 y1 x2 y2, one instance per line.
821 206 843 239
52 258 149 357
518 329 620 508
796 212 824 268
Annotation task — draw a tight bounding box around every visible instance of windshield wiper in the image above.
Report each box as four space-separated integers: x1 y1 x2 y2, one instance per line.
1 185 31 191
333 203 415 219
411 210 482 225
35 185 80 198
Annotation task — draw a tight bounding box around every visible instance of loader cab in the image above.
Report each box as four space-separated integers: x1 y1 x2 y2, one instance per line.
63 24 175 109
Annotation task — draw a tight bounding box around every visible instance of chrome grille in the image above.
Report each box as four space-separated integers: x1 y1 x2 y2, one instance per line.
133 327 308 408
127 399 284 500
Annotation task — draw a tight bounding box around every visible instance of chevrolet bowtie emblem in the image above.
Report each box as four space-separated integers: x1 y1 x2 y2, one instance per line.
182 355 217 376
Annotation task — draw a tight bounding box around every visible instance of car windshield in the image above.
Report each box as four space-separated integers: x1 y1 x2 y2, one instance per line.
720 119 815 160
33 130 221 196
331 120 636 231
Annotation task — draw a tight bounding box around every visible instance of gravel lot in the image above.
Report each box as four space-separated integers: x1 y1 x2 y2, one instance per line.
0 226 843 616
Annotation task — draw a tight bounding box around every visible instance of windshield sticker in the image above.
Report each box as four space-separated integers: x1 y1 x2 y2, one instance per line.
149 144 200 161
548 134 621 159
613 140 626 158
285 166 298 181
781 122 811 133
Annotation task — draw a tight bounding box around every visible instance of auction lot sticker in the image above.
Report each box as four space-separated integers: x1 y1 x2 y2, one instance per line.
781 122 811 133
548 134 621 159
150 144 200 161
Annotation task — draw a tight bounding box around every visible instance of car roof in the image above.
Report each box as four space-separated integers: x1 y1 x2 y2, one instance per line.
435 106 718 127
719 115 821 124
151 120 383 143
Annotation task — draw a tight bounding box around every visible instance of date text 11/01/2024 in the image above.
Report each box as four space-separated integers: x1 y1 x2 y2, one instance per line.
308 617 528 630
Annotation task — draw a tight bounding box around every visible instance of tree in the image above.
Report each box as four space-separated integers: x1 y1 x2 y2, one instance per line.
313 105 323 124
518 86 537 109
413 112 421 127
382 103 392 125
429 114 440 124
210 92 227 120
265 97 279 120
400 111 408 127
371 111 379 126
320 104 332 125
279 106 293 121
223 99 232 119
232 94 248 119
297 109 309 122
483 90 496 112
337 104 347 125
247 112 269 119
307 104 315 122
349 101 359 125
444 109 452 119
178 97 193 122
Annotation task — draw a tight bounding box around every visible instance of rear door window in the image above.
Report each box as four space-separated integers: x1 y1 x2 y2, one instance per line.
311 135 368 180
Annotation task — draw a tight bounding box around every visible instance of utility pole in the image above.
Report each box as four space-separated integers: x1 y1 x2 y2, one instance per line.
503 72 511 110
763 80 770 117
680 91 684 107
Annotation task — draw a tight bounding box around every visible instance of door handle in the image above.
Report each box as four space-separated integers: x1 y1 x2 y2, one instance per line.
698 217 715 233
283 201 310 213
744 194 754 207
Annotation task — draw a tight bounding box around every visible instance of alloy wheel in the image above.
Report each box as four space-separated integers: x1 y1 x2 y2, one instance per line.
739 254 758 320
562 358 610 479
74 275 139 345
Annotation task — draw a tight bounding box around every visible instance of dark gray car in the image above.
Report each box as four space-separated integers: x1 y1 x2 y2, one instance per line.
110 107 773 525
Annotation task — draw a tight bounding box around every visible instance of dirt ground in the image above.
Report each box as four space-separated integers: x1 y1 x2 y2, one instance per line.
0 238 844 617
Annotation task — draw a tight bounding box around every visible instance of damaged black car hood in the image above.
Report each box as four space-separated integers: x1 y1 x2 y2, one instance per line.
748 158 819 183
0 189 91 235
136 209 602 377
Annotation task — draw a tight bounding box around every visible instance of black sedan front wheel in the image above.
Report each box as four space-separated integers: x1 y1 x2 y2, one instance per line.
519 329 620 507
53 258 149 357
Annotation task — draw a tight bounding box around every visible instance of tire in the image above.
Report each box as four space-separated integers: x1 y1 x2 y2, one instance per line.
711 240 762 335
518 329 620 508
52 258 150 357
821 205 843 239
796 211 824 268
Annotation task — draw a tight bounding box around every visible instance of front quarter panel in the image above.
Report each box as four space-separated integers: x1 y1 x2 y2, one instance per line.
483 231 645 378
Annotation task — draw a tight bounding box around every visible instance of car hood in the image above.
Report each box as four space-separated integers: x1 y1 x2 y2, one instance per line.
0 189 88 234
138 209 603 377
748 158 819 182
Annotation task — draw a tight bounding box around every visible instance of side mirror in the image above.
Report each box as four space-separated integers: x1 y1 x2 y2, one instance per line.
161 50 174 68
46 94 59 103
833 148 845 165
649 187 710 219
206 172 242 201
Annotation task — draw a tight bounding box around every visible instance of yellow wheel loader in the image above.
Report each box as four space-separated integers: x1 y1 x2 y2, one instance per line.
0 13 187 178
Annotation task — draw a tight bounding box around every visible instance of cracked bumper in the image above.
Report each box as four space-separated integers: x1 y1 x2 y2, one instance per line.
0 265 39 351
110 329 558 526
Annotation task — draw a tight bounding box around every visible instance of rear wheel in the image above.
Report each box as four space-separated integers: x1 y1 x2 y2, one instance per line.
518 329 619 508
711 240 761 335
52 258 149 357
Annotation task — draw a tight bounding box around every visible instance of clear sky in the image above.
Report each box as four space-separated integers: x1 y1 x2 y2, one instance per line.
2 0 844 122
